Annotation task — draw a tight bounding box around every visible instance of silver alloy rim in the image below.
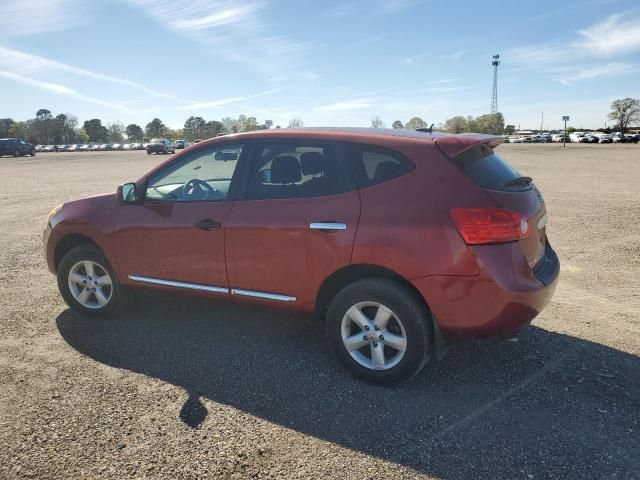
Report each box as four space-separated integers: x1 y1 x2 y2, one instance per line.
68 260 113 310
340 301 407 371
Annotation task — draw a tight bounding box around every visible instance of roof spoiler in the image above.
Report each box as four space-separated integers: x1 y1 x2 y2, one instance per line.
433 134 504 158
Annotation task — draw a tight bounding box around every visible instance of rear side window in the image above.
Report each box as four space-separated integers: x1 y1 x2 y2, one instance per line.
451 144 529 191
347 144 414 189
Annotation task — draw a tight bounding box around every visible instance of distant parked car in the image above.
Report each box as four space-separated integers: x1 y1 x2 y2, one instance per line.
551 134 568 143
146 138 175 155
67 144 80 152
35 144 45 152
43 145 56 152
100 144 113 151
57 145 69 152
112 143 123 151
129 143 143 150
174 139 188 149
89 144 101 151
0 138 36 157
78 144 90 151
122 143 132 150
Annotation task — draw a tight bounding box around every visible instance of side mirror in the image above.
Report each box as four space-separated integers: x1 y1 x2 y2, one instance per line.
117 182 139 204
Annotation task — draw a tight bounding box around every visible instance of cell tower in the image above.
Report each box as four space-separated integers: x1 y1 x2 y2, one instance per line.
491 54 500 114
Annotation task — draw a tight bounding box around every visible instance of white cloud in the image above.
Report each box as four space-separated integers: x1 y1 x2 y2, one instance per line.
440 50 465 61
558 63 637 85
0 71 135 112
0 46 172 98
178 89 281 110
314 99 375 112
124 0 316 78
577 14 640 57
426 78 459 85
0 0 87 37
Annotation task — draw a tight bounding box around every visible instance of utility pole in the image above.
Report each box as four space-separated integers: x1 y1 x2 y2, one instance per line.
562 115 570 148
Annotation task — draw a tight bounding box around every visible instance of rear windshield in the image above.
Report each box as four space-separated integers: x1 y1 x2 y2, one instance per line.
450 144 530 192
0 139 13 146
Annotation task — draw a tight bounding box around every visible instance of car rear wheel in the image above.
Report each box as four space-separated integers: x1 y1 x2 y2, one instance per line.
14 150 20 157
31 149 36 156
57 246 130 317
326 277 432 384
146 150 151 155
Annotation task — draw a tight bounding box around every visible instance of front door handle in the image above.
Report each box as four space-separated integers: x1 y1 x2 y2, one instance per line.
310 222 347 232
194 219 222 231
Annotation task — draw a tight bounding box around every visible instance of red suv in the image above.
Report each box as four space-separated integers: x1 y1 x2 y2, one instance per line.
44 128 559 383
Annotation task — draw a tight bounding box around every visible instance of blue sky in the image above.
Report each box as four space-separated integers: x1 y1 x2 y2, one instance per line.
1 0 639 131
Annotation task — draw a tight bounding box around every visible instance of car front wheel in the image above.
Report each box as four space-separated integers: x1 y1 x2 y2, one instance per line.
31 149 36 156
14 150 20 157
57 246 129 317
326 278 432 384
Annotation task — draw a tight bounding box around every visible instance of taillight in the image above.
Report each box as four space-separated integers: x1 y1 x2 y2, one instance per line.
450 208 530 245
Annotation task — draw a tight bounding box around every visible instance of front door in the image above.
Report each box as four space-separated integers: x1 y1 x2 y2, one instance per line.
225 140 360 311
115 142 246 292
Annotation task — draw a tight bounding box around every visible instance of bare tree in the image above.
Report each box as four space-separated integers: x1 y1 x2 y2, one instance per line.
608 98 640 133
288 118 304 129
371 116 386 128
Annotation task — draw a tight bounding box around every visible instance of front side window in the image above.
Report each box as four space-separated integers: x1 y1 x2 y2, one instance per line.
247 141 347 200
145 144 243 202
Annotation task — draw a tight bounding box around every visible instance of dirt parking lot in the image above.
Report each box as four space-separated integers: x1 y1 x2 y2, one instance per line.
0 144 638 479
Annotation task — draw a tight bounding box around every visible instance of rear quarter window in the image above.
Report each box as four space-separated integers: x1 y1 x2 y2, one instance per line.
451 144 529 192
347 144 415 189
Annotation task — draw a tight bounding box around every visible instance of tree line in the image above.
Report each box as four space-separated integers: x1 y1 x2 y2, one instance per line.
0 111 306 144
2 98 637 144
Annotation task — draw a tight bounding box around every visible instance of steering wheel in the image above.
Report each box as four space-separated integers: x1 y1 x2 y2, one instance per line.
182 179 218 200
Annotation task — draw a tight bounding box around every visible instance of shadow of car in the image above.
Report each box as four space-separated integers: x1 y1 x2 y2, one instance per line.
56 294 639 479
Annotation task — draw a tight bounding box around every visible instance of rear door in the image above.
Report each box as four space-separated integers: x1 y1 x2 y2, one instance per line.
224 140 360 310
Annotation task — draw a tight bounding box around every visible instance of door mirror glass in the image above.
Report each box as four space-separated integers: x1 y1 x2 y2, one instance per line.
118 182 138 203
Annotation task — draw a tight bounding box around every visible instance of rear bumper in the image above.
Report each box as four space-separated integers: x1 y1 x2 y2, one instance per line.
411 242 559 339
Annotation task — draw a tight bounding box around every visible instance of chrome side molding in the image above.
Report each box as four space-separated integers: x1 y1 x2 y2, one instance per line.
231 289 296 302
128 275 229 294
309 222 347 231
128 275 296 302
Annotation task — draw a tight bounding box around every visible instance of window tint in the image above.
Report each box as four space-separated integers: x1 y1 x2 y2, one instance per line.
450 144 529 192
347 144 415 188
247 142 347 199
145 144 243 202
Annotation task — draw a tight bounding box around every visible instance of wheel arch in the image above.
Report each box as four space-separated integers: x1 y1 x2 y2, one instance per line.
316 264 429 317
54 233 103 272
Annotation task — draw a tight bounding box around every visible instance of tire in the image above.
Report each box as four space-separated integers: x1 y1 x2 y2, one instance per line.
146 150 152 155
57 245 130 317
31 149 36 156
14 149 20 157
326 277 432 384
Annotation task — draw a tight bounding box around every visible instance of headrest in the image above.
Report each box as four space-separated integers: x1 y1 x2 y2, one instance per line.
300 152 324 176
271 155 301 184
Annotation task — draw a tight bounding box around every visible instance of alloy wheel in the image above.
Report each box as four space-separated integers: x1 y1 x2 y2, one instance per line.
340 301 407 371
67 260 113 309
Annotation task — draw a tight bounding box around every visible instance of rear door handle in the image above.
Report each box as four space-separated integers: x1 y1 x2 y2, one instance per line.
309 222 347 231
194 219 222 231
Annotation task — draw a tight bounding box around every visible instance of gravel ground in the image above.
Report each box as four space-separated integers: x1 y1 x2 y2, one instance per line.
0 144 638 479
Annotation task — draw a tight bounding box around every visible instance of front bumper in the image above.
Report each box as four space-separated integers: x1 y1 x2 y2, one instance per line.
412 242 559 339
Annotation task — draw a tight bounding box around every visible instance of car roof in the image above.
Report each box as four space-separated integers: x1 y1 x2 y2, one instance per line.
196 127 502 158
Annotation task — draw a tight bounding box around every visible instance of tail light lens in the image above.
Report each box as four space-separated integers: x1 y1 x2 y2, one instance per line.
450 208 530 245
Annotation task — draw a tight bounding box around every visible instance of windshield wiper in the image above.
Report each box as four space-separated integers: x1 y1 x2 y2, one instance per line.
505 176 532 187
